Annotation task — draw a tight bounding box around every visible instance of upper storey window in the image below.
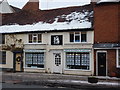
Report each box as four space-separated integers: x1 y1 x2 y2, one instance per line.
29 34 42 43
0 51 6 64
70 32 87 43
0 34 5 44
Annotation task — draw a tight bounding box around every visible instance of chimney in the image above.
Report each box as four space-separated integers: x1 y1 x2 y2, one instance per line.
22 0 39 11
91 0 101 5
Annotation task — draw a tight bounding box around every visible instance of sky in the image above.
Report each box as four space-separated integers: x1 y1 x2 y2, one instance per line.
4 0 91 10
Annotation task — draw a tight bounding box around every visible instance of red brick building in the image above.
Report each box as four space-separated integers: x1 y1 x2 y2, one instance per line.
93 1 120 77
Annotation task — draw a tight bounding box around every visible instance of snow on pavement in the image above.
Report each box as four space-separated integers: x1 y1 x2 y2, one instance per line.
48 80 119 86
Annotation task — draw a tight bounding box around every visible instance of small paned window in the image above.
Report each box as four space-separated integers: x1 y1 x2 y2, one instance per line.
29 34 32 43
0 51 6 64
0 34 5 44
75 32 80 42
38 34 42 43
28 34 42 43
81 32 87 42
33 34 37 43
2 35 5 44
70 32 74 42
70 32 87 43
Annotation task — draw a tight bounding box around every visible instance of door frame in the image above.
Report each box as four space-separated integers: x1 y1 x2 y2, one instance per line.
13 51 23 72
96 51 107 76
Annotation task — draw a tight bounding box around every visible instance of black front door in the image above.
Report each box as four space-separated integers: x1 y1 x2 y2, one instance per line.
97 52 106 76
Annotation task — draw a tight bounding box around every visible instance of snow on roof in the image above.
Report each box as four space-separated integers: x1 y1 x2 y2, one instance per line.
0 0 15 13
98 0 120 3
1 4 93 33
0 11 93 33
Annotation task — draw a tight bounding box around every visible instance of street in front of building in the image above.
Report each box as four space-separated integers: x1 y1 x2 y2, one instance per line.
1 72 120 89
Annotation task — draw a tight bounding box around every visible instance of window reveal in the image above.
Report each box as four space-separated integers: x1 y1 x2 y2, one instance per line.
66 52 90 70
25 53 44 68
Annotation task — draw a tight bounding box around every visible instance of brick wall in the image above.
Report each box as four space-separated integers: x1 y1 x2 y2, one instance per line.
94 3 119 43
107 50 116 77
118 4 120 41
22 0 39 11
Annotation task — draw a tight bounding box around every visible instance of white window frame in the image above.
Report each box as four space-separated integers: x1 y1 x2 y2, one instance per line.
117 49 120 68
74 32 81 42
28 33 42 44
32 34 38 43
65 52 90 70
25 52 45 68
70 32 87 43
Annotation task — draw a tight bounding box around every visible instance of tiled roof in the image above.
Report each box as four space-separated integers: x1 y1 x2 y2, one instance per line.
1 4 94 33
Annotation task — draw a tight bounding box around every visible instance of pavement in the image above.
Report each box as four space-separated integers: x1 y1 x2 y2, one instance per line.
1 71 120 89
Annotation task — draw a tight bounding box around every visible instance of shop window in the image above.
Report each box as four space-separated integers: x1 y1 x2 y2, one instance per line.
0 51 6 64
70 32 87 43
28 34 42 43
25 53 44 68
66 52 89 70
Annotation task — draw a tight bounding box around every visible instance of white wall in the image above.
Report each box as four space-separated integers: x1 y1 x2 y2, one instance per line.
2 31 94 75
0 51 13 69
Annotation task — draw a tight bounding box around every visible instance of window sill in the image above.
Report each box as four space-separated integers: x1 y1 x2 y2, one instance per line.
64 68 91 71
64 43 92 45
117 66 120 68
25 43 47 45
24 67 45 69
0 44 5 46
